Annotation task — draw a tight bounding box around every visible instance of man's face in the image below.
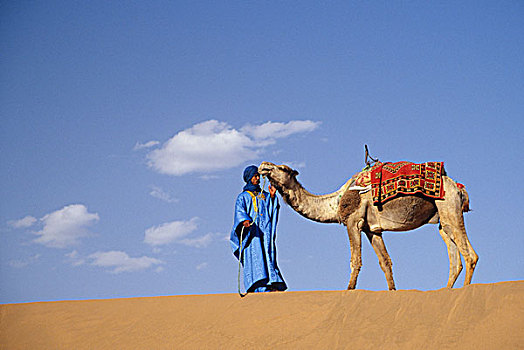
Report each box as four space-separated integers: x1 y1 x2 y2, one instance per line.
251 173 260 185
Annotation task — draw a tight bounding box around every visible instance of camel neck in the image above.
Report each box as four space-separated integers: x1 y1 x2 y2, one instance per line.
279 179 351 224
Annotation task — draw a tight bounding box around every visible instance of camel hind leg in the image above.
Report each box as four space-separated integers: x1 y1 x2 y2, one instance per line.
441 217 477 285
436 178 478 286
438 224 463 288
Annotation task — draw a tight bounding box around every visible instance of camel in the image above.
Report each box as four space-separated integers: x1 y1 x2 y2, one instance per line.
258 161 478 290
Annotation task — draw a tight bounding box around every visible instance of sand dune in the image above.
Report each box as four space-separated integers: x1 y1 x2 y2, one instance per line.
1 281 523 349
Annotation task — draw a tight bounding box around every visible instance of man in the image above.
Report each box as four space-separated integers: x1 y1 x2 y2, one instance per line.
230 165 287 293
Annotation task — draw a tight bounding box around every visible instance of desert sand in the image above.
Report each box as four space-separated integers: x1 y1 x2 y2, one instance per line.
1 280 523 349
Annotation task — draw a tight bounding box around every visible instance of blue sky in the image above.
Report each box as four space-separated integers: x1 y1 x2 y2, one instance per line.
1 1 523 303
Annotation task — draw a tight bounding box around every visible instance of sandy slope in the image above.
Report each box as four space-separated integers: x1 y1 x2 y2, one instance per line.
1 281 523 349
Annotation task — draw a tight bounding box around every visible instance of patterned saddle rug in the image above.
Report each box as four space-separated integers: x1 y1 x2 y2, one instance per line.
356 161 445 205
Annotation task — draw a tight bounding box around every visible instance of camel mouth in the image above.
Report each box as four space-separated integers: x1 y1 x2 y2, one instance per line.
258 162 275 176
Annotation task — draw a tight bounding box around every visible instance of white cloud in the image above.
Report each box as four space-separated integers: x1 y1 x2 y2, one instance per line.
147 120 257 176
282 160 306 170
134 140 160 150
144 217 199 246
8 254 41 268
33 204 99 248
196 262 208 270
241 120 321 141
199 174 220 181
146 119 320 176
8 215 37 228
66 250 86 266
179 232 214 248
149 185 178 203
144 218 218 248
88 251 163 274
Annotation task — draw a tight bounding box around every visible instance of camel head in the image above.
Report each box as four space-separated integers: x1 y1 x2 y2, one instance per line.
258 162 299 193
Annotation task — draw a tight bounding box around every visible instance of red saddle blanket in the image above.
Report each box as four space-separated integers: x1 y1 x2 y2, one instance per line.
370 161 445 205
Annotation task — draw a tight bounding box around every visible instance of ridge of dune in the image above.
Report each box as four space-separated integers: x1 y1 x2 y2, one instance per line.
1 280 523 349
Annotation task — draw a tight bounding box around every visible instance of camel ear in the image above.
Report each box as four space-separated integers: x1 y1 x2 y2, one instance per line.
293 170 299 176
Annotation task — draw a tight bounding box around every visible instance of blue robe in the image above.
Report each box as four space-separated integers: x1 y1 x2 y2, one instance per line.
230 190 287 293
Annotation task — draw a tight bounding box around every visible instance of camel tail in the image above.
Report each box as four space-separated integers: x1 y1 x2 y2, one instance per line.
458 184 470 213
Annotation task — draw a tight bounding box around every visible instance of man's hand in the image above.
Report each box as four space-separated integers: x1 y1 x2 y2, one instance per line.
269 183 277 198
242 220 251 228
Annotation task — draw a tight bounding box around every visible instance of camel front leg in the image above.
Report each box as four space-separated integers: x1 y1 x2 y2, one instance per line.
438 224 463 288
346 220 363 290
365 231 396 290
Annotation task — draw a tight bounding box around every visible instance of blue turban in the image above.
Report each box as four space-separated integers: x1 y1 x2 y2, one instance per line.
243 165 261 193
